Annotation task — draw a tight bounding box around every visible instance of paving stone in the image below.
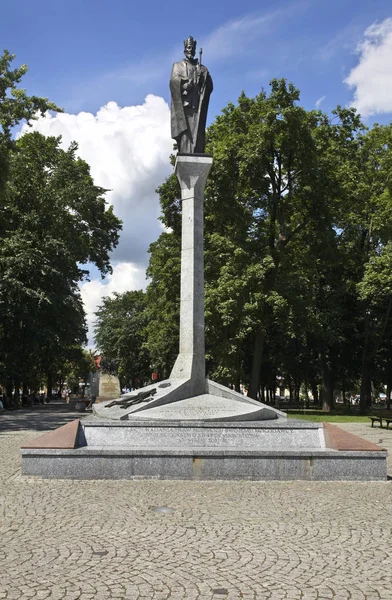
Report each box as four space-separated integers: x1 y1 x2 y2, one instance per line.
0 408 391 599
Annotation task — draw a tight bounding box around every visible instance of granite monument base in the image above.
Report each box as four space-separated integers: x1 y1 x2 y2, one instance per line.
21 416 387 481
22 447 387 481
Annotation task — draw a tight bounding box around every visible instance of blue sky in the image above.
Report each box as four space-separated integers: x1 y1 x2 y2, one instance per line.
3 0 392 342
3 0 392 123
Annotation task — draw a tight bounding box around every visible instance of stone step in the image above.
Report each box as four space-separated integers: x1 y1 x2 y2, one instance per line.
22 445 387 481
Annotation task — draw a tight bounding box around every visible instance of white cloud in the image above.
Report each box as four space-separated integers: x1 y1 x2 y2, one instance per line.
80 262 147 347
20 95 173 345
21 95 173 264
315 95 326 108
318 24 361 62
202 14 274 61
345 18 392 117
201 3 306 62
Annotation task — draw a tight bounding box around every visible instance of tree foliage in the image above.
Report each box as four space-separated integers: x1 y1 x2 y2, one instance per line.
145 80 392 411
0 52 122 398
0 132 122 397
0 49 61 196
3 55 392 413
94 290 150 388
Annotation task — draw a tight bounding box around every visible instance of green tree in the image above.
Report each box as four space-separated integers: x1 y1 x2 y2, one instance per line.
204 81 339 399
354 125 392 411
148 81 333 398
94 290 150 389
0 49 60 195
0 132 122 396
62 348 98 396
147 82 392 411
145 229 181 379
319 120 392 411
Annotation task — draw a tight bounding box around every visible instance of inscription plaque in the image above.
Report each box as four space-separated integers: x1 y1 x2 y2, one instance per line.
96 372 121 404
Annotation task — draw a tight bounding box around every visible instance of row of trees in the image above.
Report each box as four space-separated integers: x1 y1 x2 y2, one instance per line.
95 80 392 412
0 51 122 400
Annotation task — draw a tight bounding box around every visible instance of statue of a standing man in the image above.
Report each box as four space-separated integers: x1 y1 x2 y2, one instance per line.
170 36 213 154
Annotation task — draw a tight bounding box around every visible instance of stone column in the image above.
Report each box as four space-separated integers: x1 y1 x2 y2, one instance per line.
170 155 213 394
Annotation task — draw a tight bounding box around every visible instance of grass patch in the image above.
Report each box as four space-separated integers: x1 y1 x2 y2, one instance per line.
287 412 370 423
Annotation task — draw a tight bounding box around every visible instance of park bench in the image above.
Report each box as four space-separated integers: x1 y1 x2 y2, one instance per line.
368 415 392 429
369 416 382 428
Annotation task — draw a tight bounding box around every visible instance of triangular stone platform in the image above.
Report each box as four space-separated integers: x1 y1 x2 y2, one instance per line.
21 419 84 449
91 377 286 422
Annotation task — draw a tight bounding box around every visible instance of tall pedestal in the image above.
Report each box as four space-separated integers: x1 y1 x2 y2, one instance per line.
90 151 283 421
170 155 212 394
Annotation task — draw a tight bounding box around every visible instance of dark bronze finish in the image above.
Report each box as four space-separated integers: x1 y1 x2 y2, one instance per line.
105 388 157 409
170 36 213 154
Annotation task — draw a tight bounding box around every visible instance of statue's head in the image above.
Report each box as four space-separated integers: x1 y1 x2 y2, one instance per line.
184 36 196 59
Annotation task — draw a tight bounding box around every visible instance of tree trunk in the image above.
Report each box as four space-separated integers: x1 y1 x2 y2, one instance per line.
309 377 319 406
303 382 309 408
318 346 334 412
294 381 301 403
6 380 12 399
47 372 53 400
234 364 241 393
220 376 229 388
386 383 391 411
248 329 265 400
288 379 293 402
342 383 350 410
14 381 21 406
359 360 372 414
359 299 392 414
359 310 372 414
234 357 241 393
272 381 276 404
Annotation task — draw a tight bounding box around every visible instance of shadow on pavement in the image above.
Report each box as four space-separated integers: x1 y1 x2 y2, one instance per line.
0 401 83 433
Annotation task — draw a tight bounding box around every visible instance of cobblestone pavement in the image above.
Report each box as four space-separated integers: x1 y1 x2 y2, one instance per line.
0 408 391 600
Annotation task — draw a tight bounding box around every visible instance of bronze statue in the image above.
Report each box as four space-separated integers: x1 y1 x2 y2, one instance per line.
170 36 213 154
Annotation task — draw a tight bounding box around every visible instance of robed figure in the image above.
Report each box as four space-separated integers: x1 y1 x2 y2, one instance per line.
170 36 213 154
